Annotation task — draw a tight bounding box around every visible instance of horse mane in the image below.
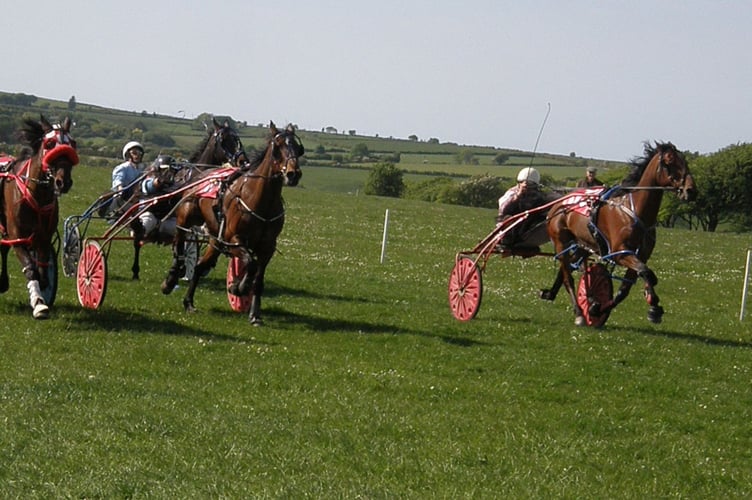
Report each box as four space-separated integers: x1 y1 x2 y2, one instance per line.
247 148 266 169
17 118 45 153
622 141 676 186
188 132 212 163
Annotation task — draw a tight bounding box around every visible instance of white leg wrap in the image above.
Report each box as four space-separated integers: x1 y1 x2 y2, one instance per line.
27 280 49 319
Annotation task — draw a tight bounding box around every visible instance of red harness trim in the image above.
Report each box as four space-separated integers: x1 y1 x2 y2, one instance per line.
0 159 57 248
195 166 237 199
559 187 606 217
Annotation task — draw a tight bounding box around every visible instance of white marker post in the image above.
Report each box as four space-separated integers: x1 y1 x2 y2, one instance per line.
741 249 751 321
380 209 390 264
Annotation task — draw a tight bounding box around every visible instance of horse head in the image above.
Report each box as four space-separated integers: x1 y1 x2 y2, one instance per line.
20 115 79 194
268 121 304 187
655 142 696 202
211 117 248 167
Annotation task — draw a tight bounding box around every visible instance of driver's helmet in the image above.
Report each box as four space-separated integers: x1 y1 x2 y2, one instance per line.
516 167 540 185
122 141 144 160
153 154 176 170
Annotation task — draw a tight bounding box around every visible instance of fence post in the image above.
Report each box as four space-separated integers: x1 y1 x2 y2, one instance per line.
380 209 390 264
741 249 751 321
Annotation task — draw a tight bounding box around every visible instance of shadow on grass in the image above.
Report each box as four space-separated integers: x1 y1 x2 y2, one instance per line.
51 303 273 345
205 304 492 347
608 324 752 349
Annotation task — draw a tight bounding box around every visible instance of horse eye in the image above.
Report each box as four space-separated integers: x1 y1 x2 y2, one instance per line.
43 139 56 150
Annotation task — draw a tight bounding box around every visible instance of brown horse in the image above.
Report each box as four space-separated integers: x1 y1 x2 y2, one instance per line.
542 141 696 326
0 116 78 318
161 122 303 324
125 118 249 280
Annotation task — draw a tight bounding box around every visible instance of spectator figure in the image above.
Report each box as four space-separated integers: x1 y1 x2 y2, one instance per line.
577 166 604 188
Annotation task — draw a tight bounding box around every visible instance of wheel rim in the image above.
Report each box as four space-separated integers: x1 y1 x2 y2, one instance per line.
226 257 251 313
76 240 107 309
62 224 81 278
448 257 483 321
577 263 613 327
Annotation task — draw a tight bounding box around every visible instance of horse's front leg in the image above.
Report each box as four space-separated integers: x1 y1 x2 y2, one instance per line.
14 246 48 319
247 256 270 326
227 247 254 297
0 244 9 293
540 268 563 301
618 256 663 324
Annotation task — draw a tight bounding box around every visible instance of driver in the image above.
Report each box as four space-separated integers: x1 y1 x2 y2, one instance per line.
496 167 549 250
132 154 179 240
100 141 147 217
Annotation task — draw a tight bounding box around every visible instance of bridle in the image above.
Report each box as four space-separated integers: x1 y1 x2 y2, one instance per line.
213 126 247 166
272 129 303 180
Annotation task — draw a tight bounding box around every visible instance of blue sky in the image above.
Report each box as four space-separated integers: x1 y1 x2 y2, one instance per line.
3 1 750 160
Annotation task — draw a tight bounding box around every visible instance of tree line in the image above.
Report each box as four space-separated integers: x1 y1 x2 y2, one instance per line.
365 143 752 232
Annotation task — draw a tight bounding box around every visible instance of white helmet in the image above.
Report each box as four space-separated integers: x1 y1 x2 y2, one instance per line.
516 167 540 184
122 141 144 160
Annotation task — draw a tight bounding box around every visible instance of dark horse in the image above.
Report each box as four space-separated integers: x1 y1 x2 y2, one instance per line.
542 141 696 326
0 116 78 318
161 122 303 324
127 117 249 280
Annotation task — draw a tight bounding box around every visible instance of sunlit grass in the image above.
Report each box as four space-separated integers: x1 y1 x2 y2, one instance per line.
0 165 750 497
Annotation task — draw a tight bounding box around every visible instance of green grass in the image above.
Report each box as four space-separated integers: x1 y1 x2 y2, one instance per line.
0 165 750 497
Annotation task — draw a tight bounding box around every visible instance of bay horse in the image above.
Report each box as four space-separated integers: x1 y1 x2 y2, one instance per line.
542 141 696 326
127 117 249 280
161 122 303 325
0 116 78 318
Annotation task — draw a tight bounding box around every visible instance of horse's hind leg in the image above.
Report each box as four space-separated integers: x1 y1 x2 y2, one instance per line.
162 232 186 294
130 219 145 280
182 244 221 313
0 245 9 293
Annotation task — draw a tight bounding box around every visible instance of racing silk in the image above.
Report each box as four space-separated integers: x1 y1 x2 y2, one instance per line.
497 185 546 219
111 160 143 192
141 176 160 195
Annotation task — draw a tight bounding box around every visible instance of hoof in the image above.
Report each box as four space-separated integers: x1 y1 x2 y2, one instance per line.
249 316 263 326
161 276 177 295
33 303 50 319
588 302 602 317
574 315 586 327
647 305 664 324
539 289 555 301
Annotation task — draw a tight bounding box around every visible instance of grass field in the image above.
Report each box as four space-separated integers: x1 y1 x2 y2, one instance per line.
0 164 751 497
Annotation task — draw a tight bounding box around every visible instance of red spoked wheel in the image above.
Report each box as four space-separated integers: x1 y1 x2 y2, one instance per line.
76 240 107 309
577 263 613 327
448 256 483 321
226 257 251 313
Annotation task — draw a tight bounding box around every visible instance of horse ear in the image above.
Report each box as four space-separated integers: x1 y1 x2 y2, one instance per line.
40 115 53 133
212 117 221 130
63 117 73 132
269 121 278 134
286 123 295 133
